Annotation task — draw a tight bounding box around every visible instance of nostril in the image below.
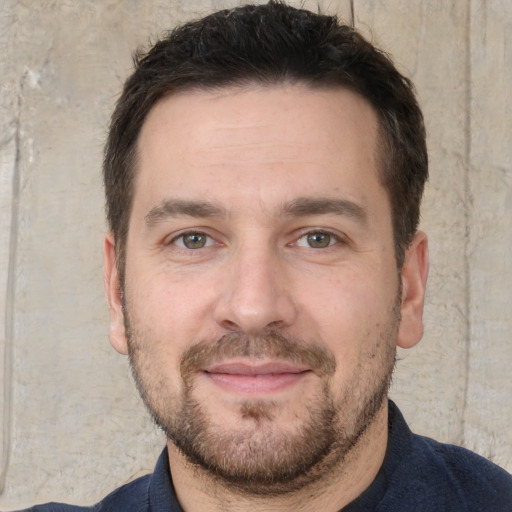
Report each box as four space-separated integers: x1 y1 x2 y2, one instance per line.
267 319 285 330
213 261 297 333
221 319 240 331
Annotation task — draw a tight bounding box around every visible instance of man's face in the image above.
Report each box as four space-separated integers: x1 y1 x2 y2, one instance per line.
105 84 427 493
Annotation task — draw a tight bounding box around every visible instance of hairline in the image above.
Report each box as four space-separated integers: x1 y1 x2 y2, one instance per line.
115 79 405 283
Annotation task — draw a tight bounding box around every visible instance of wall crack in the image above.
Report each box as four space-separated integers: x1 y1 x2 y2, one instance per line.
460 0 473 446
0 81 23 496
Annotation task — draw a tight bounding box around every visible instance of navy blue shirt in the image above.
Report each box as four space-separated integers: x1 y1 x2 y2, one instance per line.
23 402 512 511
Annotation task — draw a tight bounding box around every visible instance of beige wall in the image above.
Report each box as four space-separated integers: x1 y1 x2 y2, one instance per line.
0 1 510 509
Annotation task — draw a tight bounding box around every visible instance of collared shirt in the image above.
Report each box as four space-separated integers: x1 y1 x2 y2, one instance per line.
24 401 512 511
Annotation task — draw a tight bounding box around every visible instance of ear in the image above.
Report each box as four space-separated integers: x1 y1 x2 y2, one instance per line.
397 231 429 349
103 233 129 355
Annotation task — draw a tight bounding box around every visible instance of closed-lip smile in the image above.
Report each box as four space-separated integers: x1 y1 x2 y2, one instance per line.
202 360 311 394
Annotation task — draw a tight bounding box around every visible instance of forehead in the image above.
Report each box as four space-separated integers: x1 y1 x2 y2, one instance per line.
139 83 378 152
134 84 385 217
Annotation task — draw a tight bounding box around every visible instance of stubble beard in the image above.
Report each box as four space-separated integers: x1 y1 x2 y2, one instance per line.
124 305 399 496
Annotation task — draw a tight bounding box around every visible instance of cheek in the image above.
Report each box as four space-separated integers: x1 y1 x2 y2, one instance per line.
128 263 210 326
299 271 397 359
124 265 224 380
124 274 187 368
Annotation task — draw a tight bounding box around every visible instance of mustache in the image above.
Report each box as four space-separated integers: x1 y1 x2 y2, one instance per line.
180 330 336 381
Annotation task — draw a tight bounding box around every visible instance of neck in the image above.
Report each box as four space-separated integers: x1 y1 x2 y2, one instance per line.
167 401 389 512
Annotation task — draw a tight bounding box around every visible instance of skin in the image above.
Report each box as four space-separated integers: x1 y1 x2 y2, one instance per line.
104 84 429 511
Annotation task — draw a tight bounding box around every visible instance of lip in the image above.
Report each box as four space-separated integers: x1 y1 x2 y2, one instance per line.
202 361 311 394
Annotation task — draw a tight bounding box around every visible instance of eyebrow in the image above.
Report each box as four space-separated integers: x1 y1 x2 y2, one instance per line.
282 197 367 224
144 199 227 228
144 196 367 228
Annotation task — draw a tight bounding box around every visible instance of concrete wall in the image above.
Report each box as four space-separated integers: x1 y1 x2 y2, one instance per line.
0 1 510 508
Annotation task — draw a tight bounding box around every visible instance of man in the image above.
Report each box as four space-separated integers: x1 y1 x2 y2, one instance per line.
26 1 512 511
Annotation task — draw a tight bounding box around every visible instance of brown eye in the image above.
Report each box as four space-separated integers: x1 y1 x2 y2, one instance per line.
295 231 339 249
177 233 210 249
306 233 332 248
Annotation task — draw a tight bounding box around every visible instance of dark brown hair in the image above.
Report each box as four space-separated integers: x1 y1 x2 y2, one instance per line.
104 0 427 276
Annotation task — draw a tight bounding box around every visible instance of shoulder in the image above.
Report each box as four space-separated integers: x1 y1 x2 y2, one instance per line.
382 402 512 511
21 447 178 512
21 474 152 512
413 433 512 492
391 431 512 510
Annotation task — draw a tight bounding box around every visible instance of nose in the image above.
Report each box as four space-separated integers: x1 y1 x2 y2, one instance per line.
213 245 297 335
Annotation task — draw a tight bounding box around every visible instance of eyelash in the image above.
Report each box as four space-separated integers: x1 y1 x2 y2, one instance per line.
294 230 345 249
166 229 346 251
168 231 216 250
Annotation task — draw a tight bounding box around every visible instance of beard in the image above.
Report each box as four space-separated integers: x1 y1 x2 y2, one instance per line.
124 302 399 496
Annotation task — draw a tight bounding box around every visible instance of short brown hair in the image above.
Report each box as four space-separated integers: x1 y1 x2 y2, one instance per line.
104 0 427 277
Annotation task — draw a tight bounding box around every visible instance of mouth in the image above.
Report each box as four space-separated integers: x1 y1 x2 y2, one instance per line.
201 361 312 394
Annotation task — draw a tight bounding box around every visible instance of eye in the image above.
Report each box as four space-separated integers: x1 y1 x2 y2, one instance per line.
296 232 338 249
174 232 214 249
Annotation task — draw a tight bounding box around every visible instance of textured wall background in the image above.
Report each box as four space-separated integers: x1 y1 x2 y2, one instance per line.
0 0 510 509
